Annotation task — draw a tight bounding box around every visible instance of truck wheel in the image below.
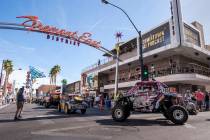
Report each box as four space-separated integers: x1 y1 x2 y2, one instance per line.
58 104 61 112
169 105 188 125
81 109 86 114
64 105 70 114
112 105 127 122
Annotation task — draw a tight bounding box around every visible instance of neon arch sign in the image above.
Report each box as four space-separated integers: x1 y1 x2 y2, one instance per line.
16 16 102 48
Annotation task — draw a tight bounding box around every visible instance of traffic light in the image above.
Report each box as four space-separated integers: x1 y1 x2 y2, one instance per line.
142 65 149 81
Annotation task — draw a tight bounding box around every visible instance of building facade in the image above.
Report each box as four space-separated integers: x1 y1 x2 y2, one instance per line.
37 85 61 97
63 81 81 95
81 0 210 97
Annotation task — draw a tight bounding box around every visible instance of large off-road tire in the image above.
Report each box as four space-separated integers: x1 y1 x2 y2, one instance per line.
57 104 61 112
81 109 86 114
64 104 70 114
112 105 128 122
168 105 188 125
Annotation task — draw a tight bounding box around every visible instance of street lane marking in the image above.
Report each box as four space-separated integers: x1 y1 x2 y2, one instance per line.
22 114 64 119
32 131 112 139
31 124 113 139
184 123 196 129
37 120 55 125
45 124 99 132
35 114 63 118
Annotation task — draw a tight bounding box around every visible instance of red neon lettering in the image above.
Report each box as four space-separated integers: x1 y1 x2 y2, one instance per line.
39 25 51 33
17 15 101 48
79 32 91 42
16 16 41 30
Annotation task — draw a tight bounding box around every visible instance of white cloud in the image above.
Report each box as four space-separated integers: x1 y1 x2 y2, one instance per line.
0 38 35 52
88 18 105 32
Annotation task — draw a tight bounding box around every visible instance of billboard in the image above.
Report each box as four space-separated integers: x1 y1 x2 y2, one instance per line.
142 22 171 52
184 24 201 47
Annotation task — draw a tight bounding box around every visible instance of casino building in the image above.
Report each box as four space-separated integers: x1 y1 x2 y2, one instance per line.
81 0 210 97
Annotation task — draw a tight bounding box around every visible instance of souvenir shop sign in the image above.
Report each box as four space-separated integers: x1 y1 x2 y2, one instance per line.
142 22 171 52
16 16 101 48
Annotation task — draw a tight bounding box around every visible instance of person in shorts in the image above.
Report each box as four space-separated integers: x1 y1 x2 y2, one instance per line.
195 89 204 111
14 87 25 120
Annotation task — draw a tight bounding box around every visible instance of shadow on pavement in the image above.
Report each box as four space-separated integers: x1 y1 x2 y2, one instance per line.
206 119 210 121
0 114 71 123
95 118 178 126
0 107 111 123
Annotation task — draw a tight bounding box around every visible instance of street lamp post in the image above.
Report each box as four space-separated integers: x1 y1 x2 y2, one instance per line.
101 0 144 81
114 44 119 99
0 60 5 89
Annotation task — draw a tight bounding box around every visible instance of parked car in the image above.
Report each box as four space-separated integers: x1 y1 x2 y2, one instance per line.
112 81 189 125
58 94 88 114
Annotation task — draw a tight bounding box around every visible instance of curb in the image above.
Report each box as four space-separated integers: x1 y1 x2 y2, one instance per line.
0 104 10 110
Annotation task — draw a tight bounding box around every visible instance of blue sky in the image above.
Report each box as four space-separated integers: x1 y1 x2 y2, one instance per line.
0 0 209 86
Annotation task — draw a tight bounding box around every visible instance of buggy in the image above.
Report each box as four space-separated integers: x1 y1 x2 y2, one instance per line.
112 81 189 125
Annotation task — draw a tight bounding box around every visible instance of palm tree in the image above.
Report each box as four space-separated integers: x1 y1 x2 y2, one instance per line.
53 65 61 86
61 79 67 93
49 65 61 86
2 60 13 96
49 68 54 85
61 79 67 85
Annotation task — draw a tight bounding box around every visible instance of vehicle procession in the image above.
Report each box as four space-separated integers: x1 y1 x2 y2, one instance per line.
34 79 201 125
1 0 210 139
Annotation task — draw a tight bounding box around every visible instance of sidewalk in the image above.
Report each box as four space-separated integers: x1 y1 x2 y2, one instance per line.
0 104 10 110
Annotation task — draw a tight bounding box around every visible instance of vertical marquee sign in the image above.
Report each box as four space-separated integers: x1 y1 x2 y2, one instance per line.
170 0 184 46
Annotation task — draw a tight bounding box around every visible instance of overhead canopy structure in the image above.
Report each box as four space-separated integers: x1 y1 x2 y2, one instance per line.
29 66 46 80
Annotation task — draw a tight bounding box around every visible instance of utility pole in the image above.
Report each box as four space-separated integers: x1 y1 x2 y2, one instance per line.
0 60 4 89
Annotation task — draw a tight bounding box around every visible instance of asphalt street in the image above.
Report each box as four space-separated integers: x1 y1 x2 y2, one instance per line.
0 103 210 140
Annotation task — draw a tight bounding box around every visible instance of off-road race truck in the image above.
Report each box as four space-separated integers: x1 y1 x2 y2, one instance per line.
112 81 189 125
58 94 88 114
43 92 61 108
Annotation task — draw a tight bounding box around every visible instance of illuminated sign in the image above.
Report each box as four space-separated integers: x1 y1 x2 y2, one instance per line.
16 16 101 48
142 22 171 52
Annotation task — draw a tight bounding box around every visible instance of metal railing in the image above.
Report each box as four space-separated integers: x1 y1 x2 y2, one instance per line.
82 57 114 72
105 63 210 85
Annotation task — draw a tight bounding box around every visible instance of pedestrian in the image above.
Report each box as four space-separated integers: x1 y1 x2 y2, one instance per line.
195 89 205 111
169 58 173 74
184 90 192 101
151 64 155 79
91 96 94 108
99 95 104 111
14 87 25 120
98 59 101 66
205 91 209 111
95 96 100 106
